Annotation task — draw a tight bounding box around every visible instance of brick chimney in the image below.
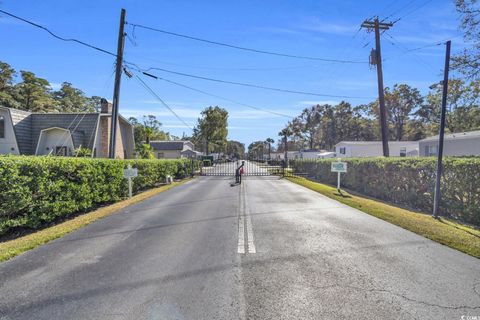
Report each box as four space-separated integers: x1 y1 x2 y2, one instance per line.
99 98 125 158
100 98 113 114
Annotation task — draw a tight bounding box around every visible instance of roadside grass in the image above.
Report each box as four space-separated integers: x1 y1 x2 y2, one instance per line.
0 179 193 263
286 176 480 258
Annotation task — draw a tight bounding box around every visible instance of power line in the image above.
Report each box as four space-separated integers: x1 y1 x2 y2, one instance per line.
384 32 438 72
123 55 329 71
390 0 435 24
382 0 417 22
133 74 193 129
0 9 117 57
126 63 375 100
126 22 368 64
137 71 293 119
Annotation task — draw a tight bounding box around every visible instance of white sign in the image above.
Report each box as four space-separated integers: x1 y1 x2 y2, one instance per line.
124 166 138 178
124 164 138 198
331 161 347 173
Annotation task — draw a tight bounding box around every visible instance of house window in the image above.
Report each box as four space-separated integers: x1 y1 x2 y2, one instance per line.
56 146 67 156
0 115 4 138
400 147 407 157
158 152 164 158
339 147 346 155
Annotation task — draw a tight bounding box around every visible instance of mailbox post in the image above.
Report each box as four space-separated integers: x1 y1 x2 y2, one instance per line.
331 158 347 191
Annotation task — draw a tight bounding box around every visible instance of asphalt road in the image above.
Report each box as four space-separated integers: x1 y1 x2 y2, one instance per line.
0 176 479 320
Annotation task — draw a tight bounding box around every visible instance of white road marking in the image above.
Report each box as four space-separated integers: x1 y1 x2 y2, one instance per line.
245 214 256 253
238 215 245 254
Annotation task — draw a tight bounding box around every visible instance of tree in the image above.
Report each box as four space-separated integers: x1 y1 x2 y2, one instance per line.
265 137 274 159
416 79 480 133
248 141 266 159
193 106 228 154
129 115 170 145
383 84 423 141
135 143 154 159
0 61 18 109
452 0 480 79
227 140 245 159
53 82 94 112
13 71 56 112
290 106 321 149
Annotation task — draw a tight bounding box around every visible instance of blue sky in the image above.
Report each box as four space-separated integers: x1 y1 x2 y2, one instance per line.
0 0 467 146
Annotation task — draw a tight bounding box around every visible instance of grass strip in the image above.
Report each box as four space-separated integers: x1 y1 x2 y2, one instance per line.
0 179 193 262
286 176 480 258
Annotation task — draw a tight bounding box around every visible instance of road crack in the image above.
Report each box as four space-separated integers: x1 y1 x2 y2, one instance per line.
311 283 480 310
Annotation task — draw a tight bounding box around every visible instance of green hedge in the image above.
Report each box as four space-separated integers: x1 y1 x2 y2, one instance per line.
291 158 480 225
0 156 195 235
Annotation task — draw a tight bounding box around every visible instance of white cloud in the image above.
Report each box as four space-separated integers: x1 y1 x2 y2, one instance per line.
299 18 357 36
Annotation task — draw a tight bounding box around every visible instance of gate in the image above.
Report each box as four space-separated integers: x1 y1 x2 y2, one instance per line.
200 159 283 176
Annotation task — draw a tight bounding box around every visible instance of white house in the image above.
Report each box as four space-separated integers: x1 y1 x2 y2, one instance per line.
149 140 200 159
334 141 419 158
419 130 480 157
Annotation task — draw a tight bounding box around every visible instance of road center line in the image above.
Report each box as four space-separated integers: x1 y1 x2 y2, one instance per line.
238 215 245 254
243 181 256 254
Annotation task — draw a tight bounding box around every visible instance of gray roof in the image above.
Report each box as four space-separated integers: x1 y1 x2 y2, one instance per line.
420 130 480 142
3 107 101 154
31 113 100 152
9 108 32 154
150 141 190 151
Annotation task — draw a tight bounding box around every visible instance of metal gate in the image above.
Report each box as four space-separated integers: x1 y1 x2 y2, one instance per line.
200 159 283 176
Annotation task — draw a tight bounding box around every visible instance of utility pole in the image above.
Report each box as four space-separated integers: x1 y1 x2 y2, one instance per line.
361 17 393 157
433 40 451 219
109 8 126 159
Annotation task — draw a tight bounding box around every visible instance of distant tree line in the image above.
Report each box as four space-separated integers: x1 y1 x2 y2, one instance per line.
0 61 101 113
277 80 480 151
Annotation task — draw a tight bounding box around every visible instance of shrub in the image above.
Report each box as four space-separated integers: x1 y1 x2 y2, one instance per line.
291 157 480 225
0 156 194 235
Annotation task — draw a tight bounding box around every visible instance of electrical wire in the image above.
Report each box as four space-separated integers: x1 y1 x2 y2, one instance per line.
125 63 376 100
126 22 368 64
133 74 193 129
390 0 435 24
0 9 117 57
137 71 293 119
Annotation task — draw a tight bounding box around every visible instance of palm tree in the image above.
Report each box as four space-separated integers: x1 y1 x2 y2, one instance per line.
265 137 274 160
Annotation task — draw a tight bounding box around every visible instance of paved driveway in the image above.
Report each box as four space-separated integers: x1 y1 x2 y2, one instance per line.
0 176 479 319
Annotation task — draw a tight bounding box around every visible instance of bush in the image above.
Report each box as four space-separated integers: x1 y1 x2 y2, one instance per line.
291 157 480 225
0 156 194 235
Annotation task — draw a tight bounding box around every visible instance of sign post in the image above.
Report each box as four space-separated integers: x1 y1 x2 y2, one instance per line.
331 159 347 191
123 164 138 198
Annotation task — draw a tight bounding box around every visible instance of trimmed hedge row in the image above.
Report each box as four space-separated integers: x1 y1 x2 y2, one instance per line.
0 156 195 235
291 157 480 225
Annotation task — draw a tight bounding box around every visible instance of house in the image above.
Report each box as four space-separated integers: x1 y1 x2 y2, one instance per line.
419 130 480 157
0 99 135 158
291 149 336 159
334 141 419 158
149 140 199 159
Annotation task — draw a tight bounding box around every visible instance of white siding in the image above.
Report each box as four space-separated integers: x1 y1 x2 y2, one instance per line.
156 150 182 159
335 141 418 158
0 109 20 155
35 128 75 156
419 139 480 156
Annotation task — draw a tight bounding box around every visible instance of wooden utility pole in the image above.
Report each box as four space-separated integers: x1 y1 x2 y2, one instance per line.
361 17 393 157
433 40 451 219
109 8 126 159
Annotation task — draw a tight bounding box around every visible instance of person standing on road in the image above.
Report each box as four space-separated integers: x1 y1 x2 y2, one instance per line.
235 160 245 184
